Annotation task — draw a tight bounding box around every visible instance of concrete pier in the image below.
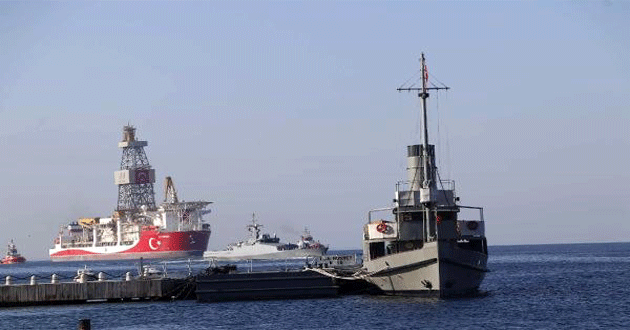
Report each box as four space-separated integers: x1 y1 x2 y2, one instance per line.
0 278 190 307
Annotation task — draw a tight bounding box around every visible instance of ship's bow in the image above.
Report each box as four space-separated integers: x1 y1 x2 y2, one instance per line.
437 240 488 297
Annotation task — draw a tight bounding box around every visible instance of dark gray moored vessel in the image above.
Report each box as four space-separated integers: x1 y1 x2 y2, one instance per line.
196 269 338 302
361 54 489 297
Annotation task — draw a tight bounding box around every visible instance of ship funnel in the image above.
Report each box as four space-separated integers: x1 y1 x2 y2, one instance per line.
407 144 436 191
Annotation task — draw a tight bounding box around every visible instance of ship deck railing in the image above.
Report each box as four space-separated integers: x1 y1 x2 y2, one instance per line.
60 243 93 249
457 206 485 223
366 207 396 224
366 205 485 227
59 240 135 249
395 179 456 192
202 256 329 274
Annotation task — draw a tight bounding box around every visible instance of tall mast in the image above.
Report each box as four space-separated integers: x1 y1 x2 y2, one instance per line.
420 54 430 190
397 53 449 193
420 53 430 156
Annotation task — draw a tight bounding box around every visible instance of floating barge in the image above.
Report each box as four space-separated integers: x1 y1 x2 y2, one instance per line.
195 255 374 302
195 269 339 302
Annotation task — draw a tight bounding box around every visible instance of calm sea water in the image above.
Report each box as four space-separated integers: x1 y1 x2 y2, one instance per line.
1 243 629 329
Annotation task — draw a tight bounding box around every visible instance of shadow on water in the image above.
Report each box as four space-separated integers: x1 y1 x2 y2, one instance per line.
361 289 492 305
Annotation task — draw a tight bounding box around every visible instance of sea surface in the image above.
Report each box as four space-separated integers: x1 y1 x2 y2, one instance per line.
1 243 629 329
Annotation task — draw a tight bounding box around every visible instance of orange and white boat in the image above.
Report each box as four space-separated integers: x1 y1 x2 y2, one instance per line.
1 240 26 264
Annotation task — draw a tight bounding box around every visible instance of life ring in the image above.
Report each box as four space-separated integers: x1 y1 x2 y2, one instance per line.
376 223 387 233
467 221 478 231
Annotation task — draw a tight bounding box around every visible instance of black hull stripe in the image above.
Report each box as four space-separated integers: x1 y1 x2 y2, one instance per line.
371 258 438 276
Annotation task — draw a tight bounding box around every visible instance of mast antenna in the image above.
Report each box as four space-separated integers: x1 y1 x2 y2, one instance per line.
397 53 450 148
397 53 450 200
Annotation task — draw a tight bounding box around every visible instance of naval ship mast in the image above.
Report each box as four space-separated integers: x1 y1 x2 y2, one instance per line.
397 53 450 238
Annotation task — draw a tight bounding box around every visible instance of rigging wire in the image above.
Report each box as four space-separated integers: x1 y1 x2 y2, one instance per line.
436 89 441 172
428 71 449 89
444 89 452 181
397 69 422 90
413 95 422 144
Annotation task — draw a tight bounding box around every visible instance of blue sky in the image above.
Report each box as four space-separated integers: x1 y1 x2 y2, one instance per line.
1 1 629 260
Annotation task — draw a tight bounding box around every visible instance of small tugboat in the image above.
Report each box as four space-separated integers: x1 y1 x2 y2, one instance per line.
138 264 166 279
1 240 26 264
204 214 328 260
73 265 98 282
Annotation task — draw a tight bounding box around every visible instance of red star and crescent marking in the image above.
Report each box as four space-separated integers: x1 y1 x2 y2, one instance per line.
135 170 149 184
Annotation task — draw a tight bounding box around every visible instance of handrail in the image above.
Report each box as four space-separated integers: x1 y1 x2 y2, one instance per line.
457 205 485 222
367 207 395 223
396 179 456 191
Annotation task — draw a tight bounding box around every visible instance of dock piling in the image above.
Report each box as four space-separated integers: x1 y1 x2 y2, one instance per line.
78 319 91 330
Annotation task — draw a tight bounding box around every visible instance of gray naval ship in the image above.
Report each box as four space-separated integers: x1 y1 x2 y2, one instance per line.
360 54 489 296
204 215 328 261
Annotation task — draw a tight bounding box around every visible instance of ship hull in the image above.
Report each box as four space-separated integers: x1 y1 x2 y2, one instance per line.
438 241 488 297
50 230 210 262
204 246 328 261
363 241 487 297
1 256 26 264
50 250 204 262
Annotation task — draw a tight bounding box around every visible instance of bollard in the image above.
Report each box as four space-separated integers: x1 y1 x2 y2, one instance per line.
125 271 132 281
30 275 37 285
78 273 87 283
5 276 12 285
78 318 91 330
51 274 59 284
98 272 106 281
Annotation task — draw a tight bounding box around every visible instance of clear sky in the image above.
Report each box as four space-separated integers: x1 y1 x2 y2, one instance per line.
1 1 629 260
